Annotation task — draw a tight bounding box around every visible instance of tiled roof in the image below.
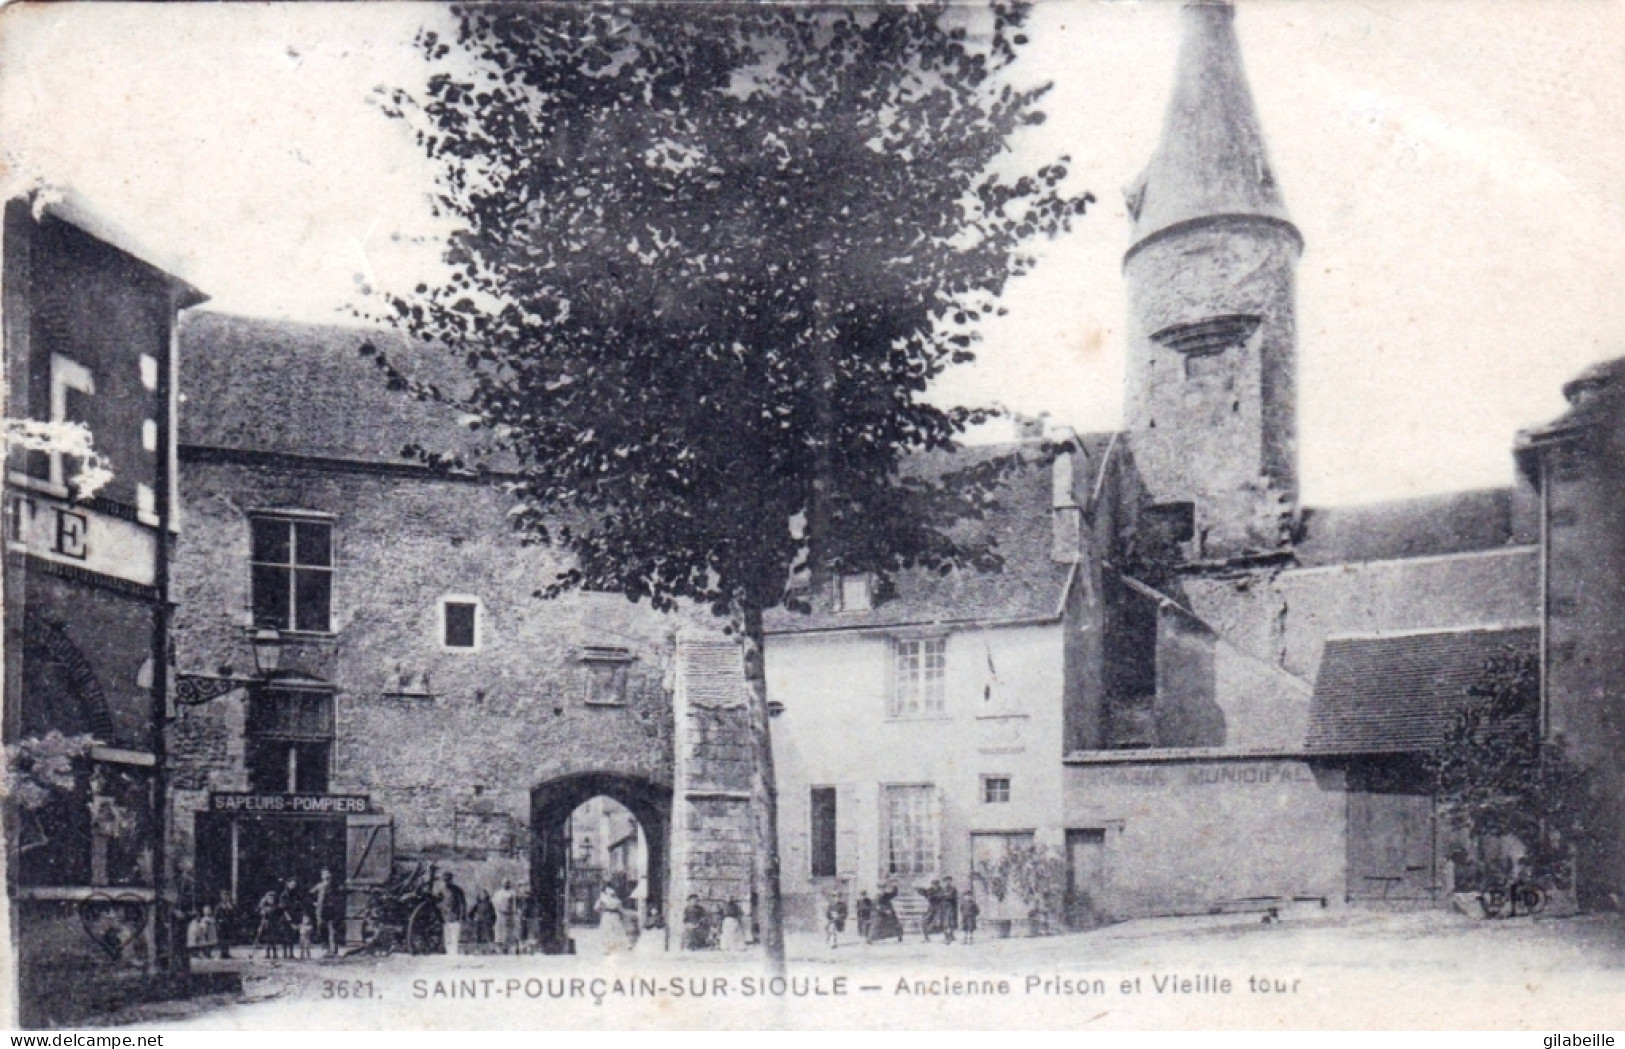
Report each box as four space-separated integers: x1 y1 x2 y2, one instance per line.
178 311 484 465
1304 625 1538 754
1295 487 1535 567
765 436 1114 634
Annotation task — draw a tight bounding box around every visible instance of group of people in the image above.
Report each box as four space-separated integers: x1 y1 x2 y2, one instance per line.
184 869 345 961
828 878 981 947
438 871 525 952
589 883 665 955
250 869 345 959
679 895 750 952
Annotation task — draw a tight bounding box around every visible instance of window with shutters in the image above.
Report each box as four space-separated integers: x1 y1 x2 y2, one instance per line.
346 816 393 885
890 636 947 718
883 784 938 877
809 786 838 878
250 515 334 633
246 687 334 793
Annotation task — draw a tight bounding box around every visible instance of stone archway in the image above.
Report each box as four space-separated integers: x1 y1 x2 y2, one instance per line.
21 614 116 740
530 772 670 955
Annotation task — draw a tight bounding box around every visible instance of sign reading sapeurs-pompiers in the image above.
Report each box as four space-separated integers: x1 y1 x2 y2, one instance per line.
209 792 370 815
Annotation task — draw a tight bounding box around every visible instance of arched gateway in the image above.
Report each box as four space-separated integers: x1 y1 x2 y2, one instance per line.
530 772 670 954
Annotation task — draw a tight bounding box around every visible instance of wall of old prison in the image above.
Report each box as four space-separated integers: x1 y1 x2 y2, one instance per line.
1063 758 1345 920
168 459 678 901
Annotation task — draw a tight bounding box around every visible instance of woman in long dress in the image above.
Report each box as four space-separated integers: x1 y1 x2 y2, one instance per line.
871 883 904 943
720 899 747 951
594 885 630 955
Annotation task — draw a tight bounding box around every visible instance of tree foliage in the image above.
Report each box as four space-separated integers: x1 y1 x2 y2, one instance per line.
1427 650 1592 889
369 0 1093 967
3 730 96 812
367 1 1093 617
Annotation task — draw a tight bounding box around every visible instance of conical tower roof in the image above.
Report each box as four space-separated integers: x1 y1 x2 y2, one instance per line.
1126 1 1295 252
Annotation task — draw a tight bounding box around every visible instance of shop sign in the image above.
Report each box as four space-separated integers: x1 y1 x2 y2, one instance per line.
5 489 157 586
210 792 370 815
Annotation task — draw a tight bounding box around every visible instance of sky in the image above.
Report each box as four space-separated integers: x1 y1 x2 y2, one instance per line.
2 1 1622 506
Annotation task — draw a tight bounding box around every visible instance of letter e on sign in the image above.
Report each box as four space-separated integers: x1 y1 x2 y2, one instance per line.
54 508 88 560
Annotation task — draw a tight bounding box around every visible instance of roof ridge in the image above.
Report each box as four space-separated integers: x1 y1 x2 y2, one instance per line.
1322 622 1538 644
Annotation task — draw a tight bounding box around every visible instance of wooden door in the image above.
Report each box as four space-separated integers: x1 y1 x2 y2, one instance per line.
1347 791 1435 902
345 815 392 886
1066 828 1107 927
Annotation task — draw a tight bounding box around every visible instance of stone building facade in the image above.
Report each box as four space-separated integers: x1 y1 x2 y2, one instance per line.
1517 357 1625 910
764 441 1089 929
3 191 206 1023
767 0 1619 928
164 313 752 952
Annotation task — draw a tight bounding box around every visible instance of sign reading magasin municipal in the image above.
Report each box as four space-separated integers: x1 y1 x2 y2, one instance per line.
209 792 371 815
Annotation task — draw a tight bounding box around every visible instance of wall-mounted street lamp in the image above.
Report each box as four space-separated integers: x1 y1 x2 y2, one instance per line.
173 629 286 707
250 628 283 677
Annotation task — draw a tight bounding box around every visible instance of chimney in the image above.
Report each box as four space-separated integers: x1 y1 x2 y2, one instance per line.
1051 436 1083 563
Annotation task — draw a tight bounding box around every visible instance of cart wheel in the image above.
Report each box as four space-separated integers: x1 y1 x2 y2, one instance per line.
1480 887 1508 917
408 901 443 955
1514 883 1546 916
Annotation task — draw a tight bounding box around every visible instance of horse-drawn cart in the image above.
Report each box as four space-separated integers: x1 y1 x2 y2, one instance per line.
344 862 445 956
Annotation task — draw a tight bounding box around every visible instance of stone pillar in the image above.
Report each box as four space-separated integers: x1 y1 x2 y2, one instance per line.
668 633 758 946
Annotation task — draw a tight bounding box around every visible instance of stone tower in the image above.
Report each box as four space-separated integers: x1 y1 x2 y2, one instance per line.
1123 0 1301 561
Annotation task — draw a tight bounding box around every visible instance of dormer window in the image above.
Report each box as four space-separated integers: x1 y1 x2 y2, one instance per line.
833 573 873 613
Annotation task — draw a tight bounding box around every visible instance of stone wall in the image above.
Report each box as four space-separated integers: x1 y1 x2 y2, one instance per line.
1527 358 1625 908
1063 757 1346 920
1124 222 1299 560
167 457 678 899
669 637 757 923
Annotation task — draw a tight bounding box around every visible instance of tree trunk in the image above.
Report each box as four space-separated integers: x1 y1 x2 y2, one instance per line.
737 601 786 973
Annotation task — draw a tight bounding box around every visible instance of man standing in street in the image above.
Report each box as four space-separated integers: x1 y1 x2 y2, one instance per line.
940 876 960 944
492 878 517 954
311 868 342 957
439 871 468 955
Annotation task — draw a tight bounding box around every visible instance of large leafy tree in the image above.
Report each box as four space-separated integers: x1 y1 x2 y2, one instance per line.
369 1 1092 965
1428 651 1592 893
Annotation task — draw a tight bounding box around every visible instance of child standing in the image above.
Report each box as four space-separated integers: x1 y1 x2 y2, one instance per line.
200 905 219 960
961 893 979 945
256 889 280 959
186 909 207 960
824 892 848 949
297 910 315 960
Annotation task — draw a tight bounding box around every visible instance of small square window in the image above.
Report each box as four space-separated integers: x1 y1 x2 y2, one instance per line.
439 597 481 651
443 601 478 649
982 776 1011 804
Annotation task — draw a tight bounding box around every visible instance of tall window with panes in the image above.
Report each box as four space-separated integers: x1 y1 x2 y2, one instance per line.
889 636 946 717
251 516 333 633
246 687 334 793
883 784 937 877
